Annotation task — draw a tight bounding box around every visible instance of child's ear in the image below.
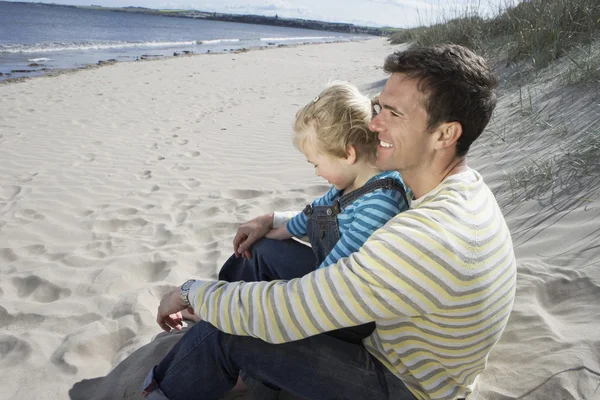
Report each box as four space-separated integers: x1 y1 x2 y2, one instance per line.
345 145 357 165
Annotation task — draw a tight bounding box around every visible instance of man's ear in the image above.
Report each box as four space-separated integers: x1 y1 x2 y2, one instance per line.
435 122 462 150
345 145 357 164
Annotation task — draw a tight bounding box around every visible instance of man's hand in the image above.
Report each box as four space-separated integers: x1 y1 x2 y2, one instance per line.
265 225 293 241
232 213 274 259
157 286 195 332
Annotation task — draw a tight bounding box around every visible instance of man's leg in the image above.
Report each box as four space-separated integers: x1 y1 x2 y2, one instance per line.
218 238 316 282
142 321 416 400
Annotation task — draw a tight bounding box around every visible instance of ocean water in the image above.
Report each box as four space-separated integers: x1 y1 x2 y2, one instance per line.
0 1 370 80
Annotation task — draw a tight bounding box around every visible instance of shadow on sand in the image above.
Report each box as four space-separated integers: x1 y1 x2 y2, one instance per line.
69 326 303 400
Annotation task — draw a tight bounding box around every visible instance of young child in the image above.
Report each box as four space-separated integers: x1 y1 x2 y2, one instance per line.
266 81 409 273
226 82 411 396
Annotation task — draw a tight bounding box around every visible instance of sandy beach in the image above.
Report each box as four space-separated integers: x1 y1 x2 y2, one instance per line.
1 37 599 400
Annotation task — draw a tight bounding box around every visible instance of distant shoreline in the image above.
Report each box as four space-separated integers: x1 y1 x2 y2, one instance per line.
2 1 393 36
0 38 376 85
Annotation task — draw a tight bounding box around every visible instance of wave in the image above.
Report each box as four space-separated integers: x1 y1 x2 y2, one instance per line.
197 38 241 45
0 35 345 54
27 57 52 62
259 36 336 41
0 40 200 53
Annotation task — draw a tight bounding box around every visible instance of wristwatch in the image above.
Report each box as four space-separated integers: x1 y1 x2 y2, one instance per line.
180 279 197 307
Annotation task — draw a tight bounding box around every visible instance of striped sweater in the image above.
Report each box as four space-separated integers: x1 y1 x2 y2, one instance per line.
286 170 409 269
190 169 517 400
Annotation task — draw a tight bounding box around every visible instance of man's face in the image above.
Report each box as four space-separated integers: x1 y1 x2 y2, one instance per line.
369 73 435 173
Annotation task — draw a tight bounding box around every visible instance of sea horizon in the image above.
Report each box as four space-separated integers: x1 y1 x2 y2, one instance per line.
0 1 372 81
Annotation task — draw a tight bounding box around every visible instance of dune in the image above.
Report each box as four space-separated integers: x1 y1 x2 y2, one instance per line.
1 37 599 400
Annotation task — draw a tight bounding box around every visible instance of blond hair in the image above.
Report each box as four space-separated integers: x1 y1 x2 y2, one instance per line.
293 81 378 162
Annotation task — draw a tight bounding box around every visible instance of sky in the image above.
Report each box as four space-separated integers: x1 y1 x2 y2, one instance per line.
14 0 518 27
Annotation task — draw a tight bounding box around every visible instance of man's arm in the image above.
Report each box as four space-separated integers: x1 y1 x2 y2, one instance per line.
188 224 429 343
265 225 293 240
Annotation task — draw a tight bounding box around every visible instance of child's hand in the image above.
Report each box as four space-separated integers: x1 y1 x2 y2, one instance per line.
233 213 274 259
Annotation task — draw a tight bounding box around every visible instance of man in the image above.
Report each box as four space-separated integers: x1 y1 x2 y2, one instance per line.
142 44 516 400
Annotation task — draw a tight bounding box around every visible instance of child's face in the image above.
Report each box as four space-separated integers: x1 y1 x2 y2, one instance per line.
302 139 354 191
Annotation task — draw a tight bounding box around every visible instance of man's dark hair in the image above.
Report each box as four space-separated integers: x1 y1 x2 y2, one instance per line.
384 44 498 156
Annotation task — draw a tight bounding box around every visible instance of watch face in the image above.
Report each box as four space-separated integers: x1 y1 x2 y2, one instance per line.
181 280 196 307
182 279 195 290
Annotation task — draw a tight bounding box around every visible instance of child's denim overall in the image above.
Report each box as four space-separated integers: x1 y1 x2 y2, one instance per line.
303 177 408 343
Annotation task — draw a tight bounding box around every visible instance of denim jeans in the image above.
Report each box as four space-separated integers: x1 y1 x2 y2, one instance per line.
143 320 417 400
218 237 317 282
143 239 417 400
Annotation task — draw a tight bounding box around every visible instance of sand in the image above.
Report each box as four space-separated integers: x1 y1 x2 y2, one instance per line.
1 37 599 400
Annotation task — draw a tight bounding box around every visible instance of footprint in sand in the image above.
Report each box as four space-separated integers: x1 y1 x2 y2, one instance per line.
180 198 201 211
0 335 32 368
14 208 45 223
15 172 38 184
0 185 21 201
50 324 136 375
12 275 71 303
115 207 138 216
0 306 45 330
152 224 183 247
72 154 96 167
85 240 114 258
136 170 152 180
183 151 200 158
181 178 200 189
22 244 46 256
203 249 222 262
196 206 222 218
138 259 174 282
79 209 94 217
0 248 18 263
221 188 268 200
174 211 188 225
172 164 190 172
266 198 290 210
91 217 149 234
175 139 189 145
291 185 330 197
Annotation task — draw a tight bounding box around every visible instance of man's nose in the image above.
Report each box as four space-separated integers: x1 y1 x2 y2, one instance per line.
369 115 381 132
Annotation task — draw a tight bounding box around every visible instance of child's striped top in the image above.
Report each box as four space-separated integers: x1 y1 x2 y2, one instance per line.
286 170 409 269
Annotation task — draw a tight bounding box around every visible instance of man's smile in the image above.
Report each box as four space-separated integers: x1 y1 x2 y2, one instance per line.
379 140 393 148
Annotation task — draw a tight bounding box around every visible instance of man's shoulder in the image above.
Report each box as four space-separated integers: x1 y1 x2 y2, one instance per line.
414 169 492 206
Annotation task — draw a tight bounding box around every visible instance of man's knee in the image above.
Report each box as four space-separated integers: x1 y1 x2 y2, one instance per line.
251 237 282 255
218 238 279 281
